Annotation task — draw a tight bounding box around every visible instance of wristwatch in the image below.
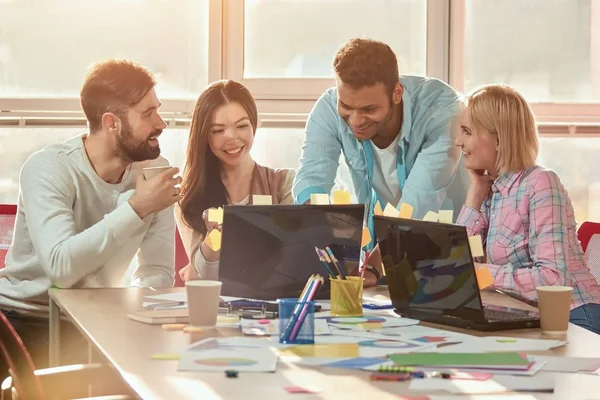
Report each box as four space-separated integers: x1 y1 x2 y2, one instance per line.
364 264 381 280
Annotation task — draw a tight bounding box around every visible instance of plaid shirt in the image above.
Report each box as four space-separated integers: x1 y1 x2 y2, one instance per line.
457 165 600 309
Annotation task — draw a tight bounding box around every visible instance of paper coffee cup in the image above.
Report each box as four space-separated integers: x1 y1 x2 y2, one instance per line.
537 286 573 336
142 166 172 180
186 280 223 327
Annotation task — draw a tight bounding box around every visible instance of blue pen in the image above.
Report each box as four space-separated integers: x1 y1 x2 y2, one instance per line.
281 278 317 342
363 303 393 310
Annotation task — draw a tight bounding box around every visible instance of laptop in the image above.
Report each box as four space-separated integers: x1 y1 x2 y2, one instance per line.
219 204 365 300
373 216 540 331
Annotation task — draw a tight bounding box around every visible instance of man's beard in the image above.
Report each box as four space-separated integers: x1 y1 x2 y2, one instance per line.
116 120 161 162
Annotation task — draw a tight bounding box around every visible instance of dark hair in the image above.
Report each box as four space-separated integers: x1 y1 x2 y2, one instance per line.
333 38 399 95
80 59 156 132
180 80 258 236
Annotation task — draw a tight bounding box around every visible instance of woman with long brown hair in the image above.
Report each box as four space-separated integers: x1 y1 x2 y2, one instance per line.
175 80 295 281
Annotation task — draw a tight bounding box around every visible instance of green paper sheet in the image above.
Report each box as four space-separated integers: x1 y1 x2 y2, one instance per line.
388 352 529 367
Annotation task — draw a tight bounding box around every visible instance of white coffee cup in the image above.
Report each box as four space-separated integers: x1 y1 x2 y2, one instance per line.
142 166 172 180
185 280 223 327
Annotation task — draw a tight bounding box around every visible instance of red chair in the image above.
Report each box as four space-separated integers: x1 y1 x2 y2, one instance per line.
578 221 600 253
0 205 17 269
0 312 135 399
174 229 189 287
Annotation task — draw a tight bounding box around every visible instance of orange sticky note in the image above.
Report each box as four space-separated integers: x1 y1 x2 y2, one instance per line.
438 210 454 224
332 190 351 205
423 211 439 222
252 195 273 205
207 207 223 224
399 203 414 219
361 227 372 247
205 229 222 252
310 193 329 205
468 235 485 258
383 203 399 218
162 324 186 331
374 201 383 216
183 325 204 333
475 265 493 289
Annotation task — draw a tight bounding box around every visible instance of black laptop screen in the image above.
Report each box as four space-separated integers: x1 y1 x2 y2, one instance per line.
374 217 485 321
219 204 365 300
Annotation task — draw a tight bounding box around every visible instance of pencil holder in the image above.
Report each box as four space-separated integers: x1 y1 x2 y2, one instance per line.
330 277 363 317
278 298 315 344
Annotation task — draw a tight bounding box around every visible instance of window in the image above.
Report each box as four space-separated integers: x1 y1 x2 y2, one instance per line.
243 0 427 79
0 0 209 100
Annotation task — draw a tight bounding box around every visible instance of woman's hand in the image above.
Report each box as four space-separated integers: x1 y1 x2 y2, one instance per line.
465 169 493 210
200 208 222 262
179 263 199 282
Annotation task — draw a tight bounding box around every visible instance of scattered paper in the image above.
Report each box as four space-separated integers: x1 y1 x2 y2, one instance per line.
528 355 600 373
388 352 530 368
207 207 224 224
252 195 273 205
383 203 399 218
145 292 187 303
436 336 567 353
428 396 537 400
284 386 322 394
423 211 439 222
364 360 545 376
410 375 554 394
374 201 384 216
361 227 372 247
241 318 331 336
332 190 351 205
475 266 493 289
205 229 222 251
399 203 414 219
468 235 485 258
310 193 330 205
439 210 454 224
178 348 278 372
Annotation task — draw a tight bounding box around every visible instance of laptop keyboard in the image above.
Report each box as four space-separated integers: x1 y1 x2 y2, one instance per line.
483 308 533 321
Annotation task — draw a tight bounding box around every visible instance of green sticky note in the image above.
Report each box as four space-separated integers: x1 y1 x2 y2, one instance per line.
496 338 517 343
388 352 529 367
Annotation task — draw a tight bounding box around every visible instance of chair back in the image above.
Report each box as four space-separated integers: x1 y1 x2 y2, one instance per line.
578 221 600 253
0 312 44 400
0 205 17 269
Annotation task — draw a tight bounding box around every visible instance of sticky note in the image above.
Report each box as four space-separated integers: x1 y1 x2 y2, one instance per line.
205 229 222 252
423 211 439 222
383 203 399 218
475 265 493 289
207 207 223 224
310 193 330 205
252 194 273 205
399 203 414 219
374 201 383 216
468 235 485 258
151 353 181 360
438 210 454 224
496 338 517 343
280 343 359 358
358 322 383 330
332 190 351 204
161 324 186 331
361 227 372 247
284 386 322 394
183 325 204 333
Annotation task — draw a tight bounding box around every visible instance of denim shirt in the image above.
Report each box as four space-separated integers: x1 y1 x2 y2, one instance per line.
292 75 469 246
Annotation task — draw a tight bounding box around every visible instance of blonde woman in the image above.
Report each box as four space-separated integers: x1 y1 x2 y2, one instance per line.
455 84 600 334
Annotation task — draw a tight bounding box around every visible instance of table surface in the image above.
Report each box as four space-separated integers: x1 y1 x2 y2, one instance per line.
49 286 600 400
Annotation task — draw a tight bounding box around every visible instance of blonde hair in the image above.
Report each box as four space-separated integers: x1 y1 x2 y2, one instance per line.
466 84 539 174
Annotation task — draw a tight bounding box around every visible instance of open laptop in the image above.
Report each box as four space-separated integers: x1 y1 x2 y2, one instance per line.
219 204 365 300
373 216 540 331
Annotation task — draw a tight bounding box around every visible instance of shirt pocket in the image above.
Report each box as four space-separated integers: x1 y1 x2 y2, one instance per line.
496 210 527 249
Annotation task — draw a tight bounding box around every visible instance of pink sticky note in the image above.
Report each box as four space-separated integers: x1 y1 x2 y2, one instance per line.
284 386 321 394
258 319 270 325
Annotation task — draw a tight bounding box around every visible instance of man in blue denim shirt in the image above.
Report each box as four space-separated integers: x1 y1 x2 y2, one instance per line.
293 39 468 281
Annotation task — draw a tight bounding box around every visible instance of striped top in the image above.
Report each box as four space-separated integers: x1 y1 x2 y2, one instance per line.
457 165 600 309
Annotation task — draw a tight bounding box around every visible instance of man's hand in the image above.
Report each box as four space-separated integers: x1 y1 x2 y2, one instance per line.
129 167 182 219
179 263 199 282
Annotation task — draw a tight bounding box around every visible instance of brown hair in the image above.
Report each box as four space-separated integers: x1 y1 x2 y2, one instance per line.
333 38 399 95
180 80 258 236
80 59 156 132
466 84 539 174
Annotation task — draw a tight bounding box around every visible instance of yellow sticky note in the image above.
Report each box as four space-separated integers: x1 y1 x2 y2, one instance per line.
205 229 222 252
151 353 181 360
361 227 372 248
183 325 204 333
280 343 359 358
475 265 493 289
374 201 383 216
161 324 186 331
332 190 351 205
358 322 383 330
399 203 414 219
423 211 439 222
438 210 454 224
310 193 330 205
207 207 223 224
468 235 485 258
252 194 273 205
383 203 399 218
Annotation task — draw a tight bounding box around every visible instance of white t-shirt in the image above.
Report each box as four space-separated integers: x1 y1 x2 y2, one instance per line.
371 135 402 207
0 135 175 314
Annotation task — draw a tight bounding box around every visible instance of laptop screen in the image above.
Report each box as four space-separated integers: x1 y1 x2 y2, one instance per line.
374 216 486 321
219 204 365 300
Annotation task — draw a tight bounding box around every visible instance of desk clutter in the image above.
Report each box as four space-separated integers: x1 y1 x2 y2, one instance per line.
139 290 600 395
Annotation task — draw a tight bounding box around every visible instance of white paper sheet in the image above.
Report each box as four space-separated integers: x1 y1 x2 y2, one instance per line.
436 336 567 353
428 395 537 400
363 360 546 376
144 292 188 303
178 348 278 372
409 375 554 394
315 313 419 329
241 318 331 336
528 355 600 373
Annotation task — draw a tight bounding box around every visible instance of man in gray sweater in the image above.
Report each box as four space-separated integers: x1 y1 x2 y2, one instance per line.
0 60 181 374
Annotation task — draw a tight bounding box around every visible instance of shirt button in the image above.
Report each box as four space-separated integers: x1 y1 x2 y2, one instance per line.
348 161 353 166
556 248 562 253
475 221 479 225
492 214 495 218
